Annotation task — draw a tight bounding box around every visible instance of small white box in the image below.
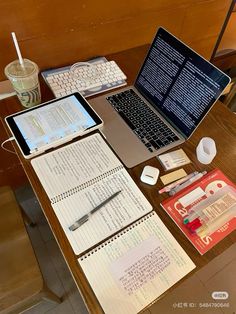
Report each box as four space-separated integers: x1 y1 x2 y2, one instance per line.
140 166 159 185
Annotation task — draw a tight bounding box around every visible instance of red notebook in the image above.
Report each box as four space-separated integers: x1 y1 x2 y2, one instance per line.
161 169 236 254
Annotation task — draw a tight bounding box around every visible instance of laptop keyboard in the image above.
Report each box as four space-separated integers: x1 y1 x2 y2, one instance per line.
106 89 179 152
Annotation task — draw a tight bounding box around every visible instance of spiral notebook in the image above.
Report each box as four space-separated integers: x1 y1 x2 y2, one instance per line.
78 211 196 314
31 133 152 255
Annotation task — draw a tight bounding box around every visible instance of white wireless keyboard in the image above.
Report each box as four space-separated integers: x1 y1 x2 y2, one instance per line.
41 58 127 98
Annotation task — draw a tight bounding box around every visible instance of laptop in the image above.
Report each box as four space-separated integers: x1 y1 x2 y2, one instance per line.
89 27 230 168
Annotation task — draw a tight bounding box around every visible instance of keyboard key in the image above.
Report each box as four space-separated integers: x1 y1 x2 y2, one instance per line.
118 111 136 130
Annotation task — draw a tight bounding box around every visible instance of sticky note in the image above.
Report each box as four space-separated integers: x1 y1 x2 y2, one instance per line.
160 168 187 185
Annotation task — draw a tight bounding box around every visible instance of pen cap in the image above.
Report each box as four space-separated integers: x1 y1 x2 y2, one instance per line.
196 137 216 165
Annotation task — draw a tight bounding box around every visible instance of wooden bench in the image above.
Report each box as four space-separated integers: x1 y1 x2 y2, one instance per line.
0 186 61 314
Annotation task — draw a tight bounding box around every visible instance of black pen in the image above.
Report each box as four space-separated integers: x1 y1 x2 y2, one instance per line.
69 190 122 231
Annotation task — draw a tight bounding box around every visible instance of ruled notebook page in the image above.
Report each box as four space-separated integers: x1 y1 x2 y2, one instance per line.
31 133 121 200
53 167 152 254
31 132 152 254
78 212 196 314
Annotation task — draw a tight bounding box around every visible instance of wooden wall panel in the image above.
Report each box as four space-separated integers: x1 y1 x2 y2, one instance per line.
0 0 232 81
181 0 233 56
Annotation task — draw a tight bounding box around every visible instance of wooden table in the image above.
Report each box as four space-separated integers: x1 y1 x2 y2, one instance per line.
1 45 236 313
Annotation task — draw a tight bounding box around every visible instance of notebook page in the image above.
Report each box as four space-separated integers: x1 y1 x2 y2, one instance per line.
31 133 121 200
53 168 152 254
78 212 195 314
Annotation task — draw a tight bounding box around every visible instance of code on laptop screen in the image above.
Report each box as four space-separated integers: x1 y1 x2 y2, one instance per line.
135 28 230 137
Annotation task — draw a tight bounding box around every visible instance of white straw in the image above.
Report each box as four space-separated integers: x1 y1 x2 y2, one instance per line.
11 32 24 65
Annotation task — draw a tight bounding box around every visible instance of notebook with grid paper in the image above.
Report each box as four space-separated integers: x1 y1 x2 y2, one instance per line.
89 27 230 168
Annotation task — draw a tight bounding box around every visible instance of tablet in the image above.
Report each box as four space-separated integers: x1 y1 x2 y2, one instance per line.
5 93 103 159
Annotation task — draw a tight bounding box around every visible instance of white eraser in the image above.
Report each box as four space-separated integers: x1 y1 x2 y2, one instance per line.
140 166 159 185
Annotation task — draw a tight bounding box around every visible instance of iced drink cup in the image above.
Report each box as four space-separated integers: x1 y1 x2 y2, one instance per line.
4 59 41 108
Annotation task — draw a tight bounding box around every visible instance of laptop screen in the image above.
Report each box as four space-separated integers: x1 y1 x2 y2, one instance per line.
135 28 230 138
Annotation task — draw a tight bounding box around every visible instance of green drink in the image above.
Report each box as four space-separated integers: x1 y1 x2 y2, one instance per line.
5 59 41 108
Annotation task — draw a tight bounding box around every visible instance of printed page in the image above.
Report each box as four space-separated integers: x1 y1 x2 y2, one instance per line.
53 168 152 254
31 133 121 199
78 212 195 314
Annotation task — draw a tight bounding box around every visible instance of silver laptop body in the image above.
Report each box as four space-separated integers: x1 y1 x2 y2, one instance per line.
89 28 230 168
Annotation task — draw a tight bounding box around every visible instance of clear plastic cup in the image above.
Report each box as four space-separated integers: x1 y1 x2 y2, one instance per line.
4 59 41 108
196 137 217 164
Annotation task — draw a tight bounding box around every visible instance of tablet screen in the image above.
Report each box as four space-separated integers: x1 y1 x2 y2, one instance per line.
5 93 103 157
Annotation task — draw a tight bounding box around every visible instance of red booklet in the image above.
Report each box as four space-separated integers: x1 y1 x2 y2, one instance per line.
161 169 236 255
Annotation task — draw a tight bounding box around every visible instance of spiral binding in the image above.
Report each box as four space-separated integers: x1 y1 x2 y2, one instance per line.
50 165 124 204
79 211 155 261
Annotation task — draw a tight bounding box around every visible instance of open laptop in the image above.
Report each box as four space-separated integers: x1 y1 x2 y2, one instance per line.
89 27 230 168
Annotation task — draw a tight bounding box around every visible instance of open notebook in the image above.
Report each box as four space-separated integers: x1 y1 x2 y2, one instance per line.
31 133 152 255
78 211 196 314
